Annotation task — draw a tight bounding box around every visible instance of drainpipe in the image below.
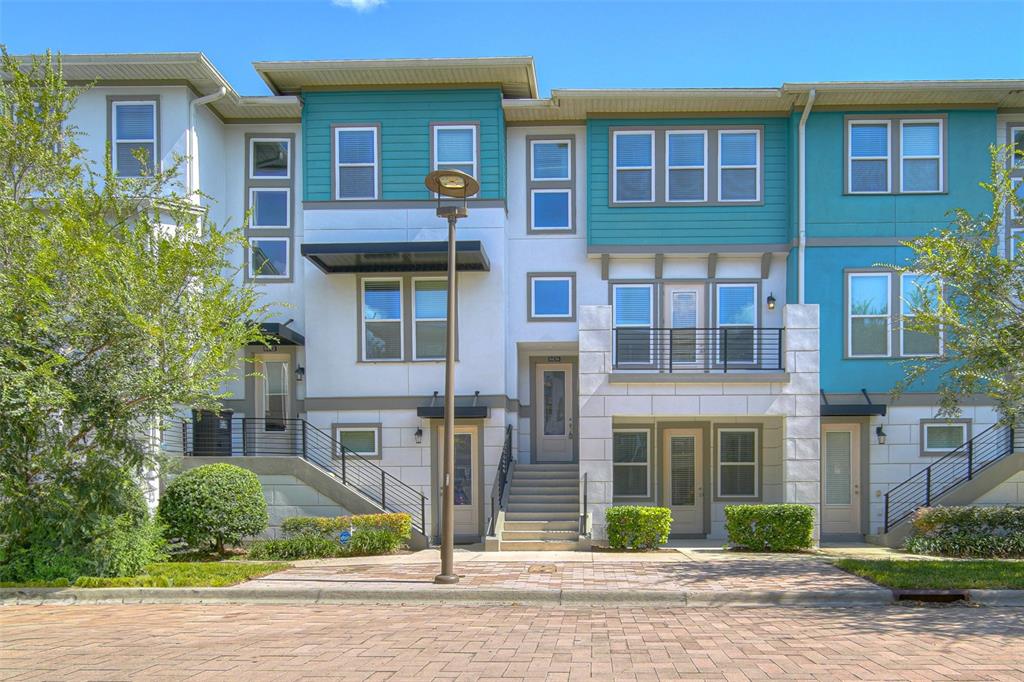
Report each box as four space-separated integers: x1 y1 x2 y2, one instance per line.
187 87 227 198
797 88 816 304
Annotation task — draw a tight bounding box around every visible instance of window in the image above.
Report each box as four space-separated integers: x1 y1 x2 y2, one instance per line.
900 273 941 356
454 432 473 506
901 120 943 193
849 121 891 193
613 131 654 203
249 138 290 179
613 284 653 364
111 100 157 177
1010 126 1024 169
249 238 289 280
529 138 573 231
433 125 476 178
922 422 968 454
335 127 378 200
261 360 289 431
847 272 891 357
718 130 760 201
1012 178 1024 258
413 279 446 360
718 428 758 498
531 140 570 181
362 279 403 361
334 427 380 458
716 283 756 364
529 275 574 320
613 430 649 497
249 188 290 229
666 131 706 202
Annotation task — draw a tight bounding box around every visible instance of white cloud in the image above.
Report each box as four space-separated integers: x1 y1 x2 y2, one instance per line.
332 0 385 11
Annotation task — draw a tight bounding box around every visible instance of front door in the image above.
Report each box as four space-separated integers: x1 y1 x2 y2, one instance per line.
253 354 292 455
821 424 861 535
534 362 575 462
663 285 704 370
662 429 703 534
439 425 480 539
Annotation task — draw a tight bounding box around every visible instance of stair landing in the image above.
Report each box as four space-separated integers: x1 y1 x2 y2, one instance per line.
497 463 585 551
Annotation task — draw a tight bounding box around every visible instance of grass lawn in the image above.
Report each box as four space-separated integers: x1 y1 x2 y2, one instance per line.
835 559 1024 590
0 561 289 589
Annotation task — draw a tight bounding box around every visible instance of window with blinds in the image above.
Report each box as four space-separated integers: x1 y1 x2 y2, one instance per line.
413 279 447 360
718 429 757 497
434 125 476 178
848 272 891 357
718 130 759 201
529 139 573 230
849 122 890 193
666 131 706 202
335 427 379 458
613 284 653 365
901 121 942 193
613 430 649 497
112 101 156 177
923 423 967 453
336 127 378 200
614 131 654 202
670 435 696 506
824 431 852 506
362 279 402 360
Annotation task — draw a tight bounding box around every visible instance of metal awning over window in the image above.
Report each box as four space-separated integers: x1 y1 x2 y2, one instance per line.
820 389 887 417
301 241 490 274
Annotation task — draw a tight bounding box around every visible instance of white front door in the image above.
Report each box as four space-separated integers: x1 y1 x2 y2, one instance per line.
534 362 575 462
821 424 861 535
253 354 291 455
663 429 703 534
439 425 480 538
663 285 704 370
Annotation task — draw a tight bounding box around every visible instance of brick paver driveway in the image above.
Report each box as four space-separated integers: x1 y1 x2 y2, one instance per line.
3 603 1022 680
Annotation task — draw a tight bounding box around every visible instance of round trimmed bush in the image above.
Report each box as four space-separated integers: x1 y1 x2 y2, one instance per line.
158 463 268 552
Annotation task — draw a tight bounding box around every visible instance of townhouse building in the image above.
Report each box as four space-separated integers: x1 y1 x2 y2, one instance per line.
57 53 1024 547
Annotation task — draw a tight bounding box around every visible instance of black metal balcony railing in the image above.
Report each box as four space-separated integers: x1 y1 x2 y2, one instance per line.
161 416 427 534
612 327 785 373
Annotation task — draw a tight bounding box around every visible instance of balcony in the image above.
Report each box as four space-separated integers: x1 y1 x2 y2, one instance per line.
612 327 785 374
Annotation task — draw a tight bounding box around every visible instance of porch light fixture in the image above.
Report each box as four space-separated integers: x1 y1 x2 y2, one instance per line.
414 427 423 444
875 425 887 445
424 168 479 586
294 365 305 382
766 293 776 310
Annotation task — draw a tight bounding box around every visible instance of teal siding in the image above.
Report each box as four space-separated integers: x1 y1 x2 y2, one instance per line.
587 117 791 246
302 89 505 201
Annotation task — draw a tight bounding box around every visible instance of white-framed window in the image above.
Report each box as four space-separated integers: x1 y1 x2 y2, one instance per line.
1010 126 1024 169
335 127 378 200
249 188 290 229
334 426 380 458
716 283 757 364
612 284 654 365
529 138 573 231
260 359 289 431
718 428 758 498
900 120 943 193
666 130 707 202
362 278 403 361
718 130 760 202
529 275 573 319
847 272 891 357
249 238 290 280
249 137 290 180
613 131 654 203
531 189 572 230
531 139 571 182
433 125 477 178
412 278 447 360
848 121 891 193
923 422 968 454
612 429 650 497
111 100 157 177
1012 176 1024 259
900 272 942 357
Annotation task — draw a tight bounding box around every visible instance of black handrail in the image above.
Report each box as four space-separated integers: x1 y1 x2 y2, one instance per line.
161 416 428 535
486 425 514 537
883 423 1019 532
612 327 785 373
579 471 588 537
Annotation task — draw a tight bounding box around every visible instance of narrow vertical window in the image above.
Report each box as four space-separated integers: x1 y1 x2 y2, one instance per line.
848 272 891 357
111 101 156 177
262 360 289 431
613 131 654 202
716 284 756 364
1011 178 1024 258
434 125 476 178
666 131 707 202
613 284 653 365
529 139 572 230
413 279 447 360
848 122 890 193
718 130 759 201
249 238 290 280
612 430 650 497
336 127 378 200
718 429 758 497
362 279 403 361
900 273 941 356
1010 126 1024 169
901 121 942 192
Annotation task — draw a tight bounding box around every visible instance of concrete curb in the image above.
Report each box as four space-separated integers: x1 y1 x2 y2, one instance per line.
968 590 1024 606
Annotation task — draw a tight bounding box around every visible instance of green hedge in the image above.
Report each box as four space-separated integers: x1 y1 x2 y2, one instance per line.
251 513 413 560
724 504 814 552
904 506 1024 558
605 506 671 550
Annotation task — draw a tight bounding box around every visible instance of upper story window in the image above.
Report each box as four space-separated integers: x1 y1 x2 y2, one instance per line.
718 130 760 202
249 188 290 229
111 100 157 177
362 279 403 361
1009 126 1024 258
900 273 941 356
249 138 290 179
848 117 945 195
848 121 891 193
613 284 654 365
666 131 707 202
847 272 891 357
528 138 574 232
335 127 378 200
433 125 477 178
613 131 654 203
900 121 943 193
716 283 757 364
248 237 290 280
1010 126 1024 169
528 273 575 321
412 279 447 360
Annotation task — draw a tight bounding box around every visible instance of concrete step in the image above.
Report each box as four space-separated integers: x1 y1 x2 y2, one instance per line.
499 539 581 551
508 493 579 504
506 502 578 513
503 520 579 532
515 463 579 471
506 511 580 521
510 480 579 490
512 471 578 481
501 529 579 541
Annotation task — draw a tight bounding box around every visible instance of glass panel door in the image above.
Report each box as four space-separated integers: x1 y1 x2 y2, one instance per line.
663 429 703 534
670 435 696 506
666 287 702 367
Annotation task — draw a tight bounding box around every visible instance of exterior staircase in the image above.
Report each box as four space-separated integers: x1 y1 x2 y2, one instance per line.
498 463 586 550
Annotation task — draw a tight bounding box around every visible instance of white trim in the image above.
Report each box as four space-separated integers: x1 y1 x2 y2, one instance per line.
717 129 760 202
333 426 380 458
612 283 654 366
111 100 157 177
923 422 968 454
847 272 892 358
530 138 571 182
411 277 447 361
248 187 291 230
530 275 573 319
665 130 708 203
899 272 943 357
248 237 290 280
530 188 573 231
612 428 651 499
361 277 404 362
248 137 291 181
848 120 891 194
612 130 655 203
717 427 759 499
899 119 944 193
335 126 378 200
433 124 477 179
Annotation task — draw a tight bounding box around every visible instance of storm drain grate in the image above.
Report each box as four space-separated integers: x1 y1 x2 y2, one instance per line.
894 589 969 603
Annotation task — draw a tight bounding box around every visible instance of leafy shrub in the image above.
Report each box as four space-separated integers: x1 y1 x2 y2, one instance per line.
725 504 814 552
351 513 412 542
248 534 344 561
158 464 268 553
904 506 1024 558
281 516 348 538
262 513 413 559
605 506 672 550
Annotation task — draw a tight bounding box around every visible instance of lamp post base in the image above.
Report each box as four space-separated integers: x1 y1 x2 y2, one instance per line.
433 573 460 585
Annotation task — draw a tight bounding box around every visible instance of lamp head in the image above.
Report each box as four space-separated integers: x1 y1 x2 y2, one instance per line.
424 169 480 199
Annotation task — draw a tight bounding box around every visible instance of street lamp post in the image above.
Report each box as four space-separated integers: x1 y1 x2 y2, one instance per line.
424 169 480 585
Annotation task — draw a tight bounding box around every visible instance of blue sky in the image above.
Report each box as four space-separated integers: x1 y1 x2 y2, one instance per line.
2 0 1021 96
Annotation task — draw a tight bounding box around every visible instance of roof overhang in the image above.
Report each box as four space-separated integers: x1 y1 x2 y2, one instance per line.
301 241 490 274
255 322 305 346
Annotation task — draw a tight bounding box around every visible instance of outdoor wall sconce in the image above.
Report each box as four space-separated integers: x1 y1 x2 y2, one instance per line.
766 293 776 310
294 365 305 382
875 425 887 445
414 427 423 444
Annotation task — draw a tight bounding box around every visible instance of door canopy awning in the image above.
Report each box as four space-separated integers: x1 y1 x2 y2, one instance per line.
301 241 490 274
820 389 887 417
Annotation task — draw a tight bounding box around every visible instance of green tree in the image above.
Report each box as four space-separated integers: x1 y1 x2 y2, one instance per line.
894 146 1024 424
0 50 269 579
